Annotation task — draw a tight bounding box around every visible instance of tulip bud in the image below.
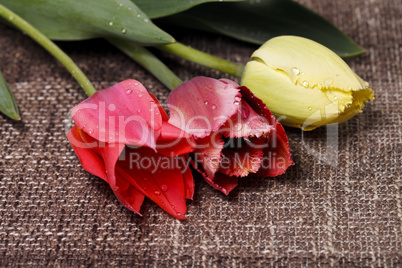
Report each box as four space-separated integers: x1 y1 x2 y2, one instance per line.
241 36 374 131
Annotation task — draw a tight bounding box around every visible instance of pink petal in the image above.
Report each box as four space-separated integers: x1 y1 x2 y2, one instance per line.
239 86 294 176
167 77 241 139
156 121 196 157
221 100 274 138
71 80 162 149
116 146 189 220
193 133 224 179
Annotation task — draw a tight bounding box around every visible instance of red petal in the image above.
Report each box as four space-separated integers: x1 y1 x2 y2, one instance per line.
113 178 145 215
239 86 294 176
68 126 145 215
156 121 196 156
67 126 108 181
193 162 238 195
182 160 194 199
78 128 125 189
219 138 264 177
116 146 189 220
167 77 241 139
71 80 162 149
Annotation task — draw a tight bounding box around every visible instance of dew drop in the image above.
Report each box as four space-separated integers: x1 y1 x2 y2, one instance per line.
134 82 139 86
324 78 334 86
211 104 217 110
144 19 149 22
137 14 141 18
137 109 141 113
88 128 93 134
121 28 126 34
138 93 143 97
204 101 208 105
154 190 161 196
302 81 309 88
308 106 312 111
161 185 168 192
176 212 182 217
334 96 338 100
108 104 116 111
109 21 113 26
126 89 132 94
83 124 87 128
291 67 300 75
119 3 123 7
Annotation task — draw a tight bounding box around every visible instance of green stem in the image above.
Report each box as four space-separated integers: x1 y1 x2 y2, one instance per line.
0 4 96 96
109 38 183 91
158 42 245 78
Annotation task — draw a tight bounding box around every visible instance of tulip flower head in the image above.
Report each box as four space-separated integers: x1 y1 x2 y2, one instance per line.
241 36 374 131
67 80 195 219
167 77 293 194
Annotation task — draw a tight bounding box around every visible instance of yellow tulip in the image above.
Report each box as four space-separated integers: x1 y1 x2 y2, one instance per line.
241 36 374 131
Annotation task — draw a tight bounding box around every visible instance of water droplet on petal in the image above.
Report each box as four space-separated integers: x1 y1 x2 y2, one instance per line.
291 67 300 75
108 104 116 111
138 93 143 97
154 190 161 196
302 81 309 88
308 106 312 111
211 104 217 110
88 128 93 134
334 96 338 100
204 101 208 105
134 82 139 86
126 89 132 94
161 185 168 192
324 78 334 86
109 21 113 26
121 28 126 34
137 109 141 113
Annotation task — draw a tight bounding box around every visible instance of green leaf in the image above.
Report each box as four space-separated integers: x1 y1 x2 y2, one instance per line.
0 0 174 45
157 0 364 57
0 70 20 121
134 0 245 19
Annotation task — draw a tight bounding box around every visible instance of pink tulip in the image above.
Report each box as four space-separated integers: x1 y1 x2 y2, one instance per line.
167 77 293 194
67 80 195 219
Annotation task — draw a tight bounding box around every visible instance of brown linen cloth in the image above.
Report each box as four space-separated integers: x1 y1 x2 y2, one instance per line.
0 0 400 266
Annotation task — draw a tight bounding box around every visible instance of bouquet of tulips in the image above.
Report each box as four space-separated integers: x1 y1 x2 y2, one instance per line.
0 0 373 219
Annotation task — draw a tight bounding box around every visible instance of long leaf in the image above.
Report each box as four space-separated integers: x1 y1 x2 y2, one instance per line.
0 70 20 121
157 0 364 57
0 0 174 45
134 0 245 19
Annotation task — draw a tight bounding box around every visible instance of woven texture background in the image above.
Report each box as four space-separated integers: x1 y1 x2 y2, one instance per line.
0 0 401 266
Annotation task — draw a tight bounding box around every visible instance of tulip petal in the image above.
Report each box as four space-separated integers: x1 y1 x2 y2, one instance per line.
168 76 241 139
219 138 264 177
71 80 162 149
193 133 224 179
78 128 125 190
113 179 145 215
182 162 195 200
68 126 144 215
200 169 238 195
67 126 108 182
156 121 196 156
116 146 188 220
238 86 294 176
222 100 274 138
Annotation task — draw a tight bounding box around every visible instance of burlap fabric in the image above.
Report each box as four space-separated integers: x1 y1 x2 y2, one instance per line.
0 0 400 266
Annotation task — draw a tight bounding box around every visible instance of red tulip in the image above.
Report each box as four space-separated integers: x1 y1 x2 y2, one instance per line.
167 77 293 194
67 80 195 219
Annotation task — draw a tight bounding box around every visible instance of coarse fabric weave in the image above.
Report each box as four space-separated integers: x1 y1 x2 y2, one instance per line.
0 0 401 266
